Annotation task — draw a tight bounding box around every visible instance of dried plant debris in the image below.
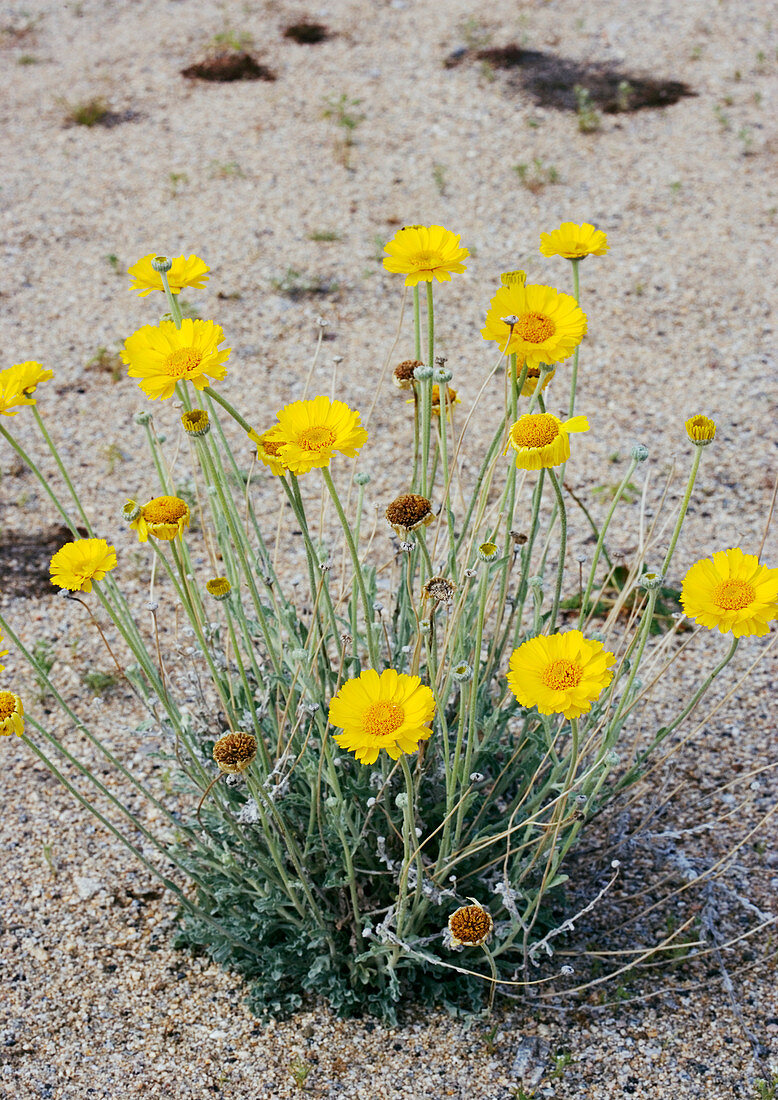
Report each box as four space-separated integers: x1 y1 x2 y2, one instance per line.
446 45 695 113
284 21 331 45
0 525 87 599
181 52 276 83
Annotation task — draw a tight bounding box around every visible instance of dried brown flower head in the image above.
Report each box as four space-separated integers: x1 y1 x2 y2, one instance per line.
422 576 456 605
385 494 435 538
213 732 257 775
393 359 424 390
447 902 494 947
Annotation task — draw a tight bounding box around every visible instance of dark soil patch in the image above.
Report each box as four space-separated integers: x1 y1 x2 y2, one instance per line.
181 52 276 83
284 21 331 45
0 524 87 599
446 45 695 113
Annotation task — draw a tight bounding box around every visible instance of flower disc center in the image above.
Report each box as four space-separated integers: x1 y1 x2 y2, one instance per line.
511 413 560 450
165 347 204 378
298 425 336 451
363 701 405 737
0 691 17 719
711 578 755 610
411 250 440 269
516 312 556 344
143 496 189 524
541 658 583 692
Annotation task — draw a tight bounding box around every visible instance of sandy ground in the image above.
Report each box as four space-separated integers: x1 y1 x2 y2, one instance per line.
1 0 777 1096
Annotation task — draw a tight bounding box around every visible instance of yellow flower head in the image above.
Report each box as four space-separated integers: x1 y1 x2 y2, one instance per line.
481 283 587 368
685 414 716 446
128 253 210 297
0 691 24 737
121 318 230 401
265 396 367 476
247 427 288 476
328 668 436 765
181 408 211 437
506 412 589 470
383 224 469 286
206 576 232 601
517 363 555 396
680 548 778 637
507 630 615 719
49 538 117 593
0 361 54 417
125 496 191 542
501 270 527 288
539 222 609 260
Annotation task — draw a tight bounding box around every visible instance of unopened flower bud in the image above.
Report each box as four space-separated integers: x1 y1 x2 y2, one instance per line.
151 255 172 273
413 364 433 381
631 443 649 463
354 471 371 486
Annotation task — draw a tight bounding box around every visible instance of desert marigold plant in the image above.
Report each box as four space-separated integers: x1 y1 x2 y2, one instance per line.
1 227 774 1025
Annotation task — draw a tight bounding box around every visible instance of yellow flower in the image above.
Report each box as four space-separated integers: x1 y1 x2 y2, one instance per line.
124 496 191 542
0 627 7 672
247 427 288 476
0 361 53 417
685 414 716 446
507 630 615 719
517 363 555 396
49 538 117 593
383 224 469 286
481 283 587 367
0 691 24 737
680 548 778 637
501 270 527 287
266 396 367 476
121 318 230 400
181 408 211 437
206 576 232 601
128 253 210 297
539 222 609 260
328 668 435 765
505 412 589 470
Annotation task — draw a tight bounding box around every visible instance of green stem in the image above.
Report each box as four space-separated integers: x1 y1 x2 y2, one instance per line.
661 446 704 578
578 458 639 629
546 468 567 633
426 280 434 376
321 467 379 665
0 424 80 537
202 386 255 436
568 259 581 418
20 733 265 961
413 285 421 360
31 407 95 534
158 266 183 327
